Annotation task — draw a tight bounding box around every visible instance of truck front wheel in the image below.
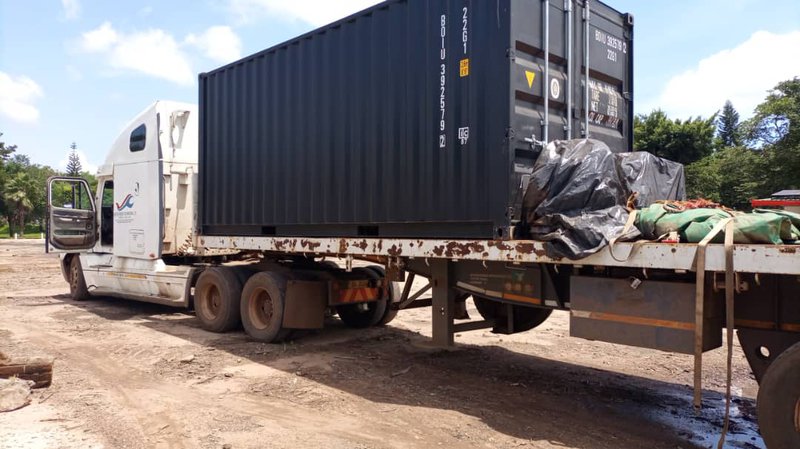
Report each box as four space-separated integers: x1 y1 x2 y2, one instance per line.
757 341 800 449
194 267 243 333
68 256 90 301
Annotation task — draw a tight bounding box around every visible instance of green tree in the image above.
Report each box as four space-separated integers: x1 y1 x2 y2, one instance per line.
686 147 769 210
0 133 18 226
746 77 800 191
634 109 717 164
716 100 741 147
66 142 82 176
27 164 57 230
3 171 34 235
0 133 15 162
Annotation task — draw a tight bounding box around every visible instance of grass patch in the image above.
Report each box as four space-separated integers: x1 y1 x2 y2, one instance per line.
0 224 44 239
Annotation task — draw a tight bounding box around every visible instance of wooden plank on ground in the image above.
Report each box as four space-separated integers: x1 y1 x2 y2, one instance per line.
0 357 53 389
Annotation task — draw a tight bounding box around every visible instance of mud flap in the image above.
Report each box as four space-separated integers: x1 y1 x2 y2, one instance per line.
283 280 327 329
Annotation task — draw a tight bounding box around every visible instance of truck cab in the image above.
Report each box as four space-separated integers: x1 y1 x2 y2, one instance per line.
48 101 200 306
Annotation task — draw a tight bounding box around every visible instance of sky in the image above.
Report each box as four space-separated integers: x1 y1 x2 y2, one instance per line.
0 0 798 172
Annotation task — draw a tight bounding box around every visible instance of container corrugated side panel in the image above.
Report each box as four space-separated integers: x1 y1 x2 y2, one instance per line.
200 0 512 238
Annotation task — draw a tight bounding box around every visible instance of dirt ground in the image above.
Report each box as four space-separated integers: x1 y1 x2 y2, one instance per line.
0 240 765 449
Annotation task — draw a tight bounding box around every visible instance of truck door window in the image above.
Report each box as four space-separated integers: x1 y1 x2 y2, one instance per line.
130 124 146 152
101 181 114 246
54 180 93 210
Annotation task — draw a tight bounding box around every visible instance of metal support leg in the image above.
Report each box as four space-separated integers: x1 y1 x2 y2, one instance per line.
431 259 455 347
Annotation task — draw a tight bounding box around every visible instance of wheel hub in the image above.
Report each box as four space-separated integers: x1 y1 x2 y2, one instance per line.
249 288 273 330
202 285 220 319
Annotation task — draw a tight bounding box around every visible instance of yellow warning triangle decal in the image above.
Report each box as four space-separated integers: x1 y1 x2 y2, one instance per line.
525 71 536 89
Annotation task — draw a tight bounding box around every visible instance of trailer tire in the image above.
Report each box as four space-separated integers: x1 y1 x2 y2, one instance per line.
336 268 388 329
757 341 800 449
194 267 243 333
364 266 400 326
240 272 292 343
472 296 552 334
68 255 90 301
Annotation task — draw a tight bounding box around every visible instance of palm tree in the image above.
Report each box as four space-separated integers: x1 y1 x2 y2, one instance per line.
3 173 33 236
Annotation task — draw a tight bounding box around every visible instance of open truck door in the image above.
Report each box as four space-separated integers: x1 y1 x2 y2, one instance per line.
46 176 97 252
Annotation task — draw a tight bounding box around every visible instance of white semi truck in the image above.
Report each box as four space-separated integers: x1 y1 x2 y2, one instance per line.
41 1 799 447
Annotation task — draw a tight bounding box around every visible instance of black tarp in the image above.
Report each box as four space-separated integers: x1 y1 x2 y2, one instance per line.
520 139 685 259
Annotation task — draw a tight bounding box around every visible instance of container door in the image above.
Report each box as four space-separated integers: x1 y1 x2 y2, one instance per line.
46 177 97 252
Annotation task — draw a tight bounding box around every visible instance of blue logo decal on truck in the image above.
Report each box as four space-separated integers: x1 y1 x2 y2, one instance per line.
116 194 135 211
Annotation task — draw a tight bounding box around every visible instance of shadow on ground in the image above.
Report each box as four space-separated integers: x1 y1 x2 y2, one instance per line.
60 294 764 449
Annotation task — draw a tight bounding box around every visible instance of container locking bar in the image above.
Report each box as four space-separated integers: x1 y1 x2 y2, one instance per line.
542 0 550 144
565 0 573 139
583 0 591 138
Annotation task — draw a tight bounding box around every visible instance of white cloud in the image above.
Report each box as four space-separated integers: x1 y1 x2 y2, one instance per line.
80 21 118 52
58 149 98 175
61 0 80 20
654 30 800 119
0 72 44 124
227 0 380 26
79 22 194 86
185 26 242 64
109 29 194 85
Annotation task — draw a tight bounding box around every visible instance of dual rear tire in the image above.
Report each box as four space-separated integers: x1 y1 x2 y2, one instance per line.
194 267 243 333
194 267 290 342
239 272 292 343
195 265 398 342
335 266 399 328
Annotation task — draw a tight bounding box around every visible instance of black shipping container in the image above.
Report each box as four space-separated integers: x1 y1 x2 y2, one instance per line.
200 0 634 239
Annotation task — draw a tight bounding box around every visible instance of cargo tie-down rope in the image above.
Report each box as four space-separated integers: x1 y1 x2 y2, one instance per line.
692 217 736 449
609 204 737 448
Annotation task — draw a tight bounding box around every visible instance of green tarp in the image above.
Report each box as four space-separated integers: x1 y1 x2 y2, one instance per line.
635 204 800 244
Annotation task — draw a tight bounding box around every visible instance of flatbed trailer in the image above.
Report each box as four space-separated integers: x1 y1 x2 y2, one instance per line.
196 235 800 448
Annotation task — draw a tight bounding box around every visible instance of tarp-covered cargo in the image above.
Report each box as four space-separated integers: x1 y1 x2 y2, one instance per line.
521 139 685 259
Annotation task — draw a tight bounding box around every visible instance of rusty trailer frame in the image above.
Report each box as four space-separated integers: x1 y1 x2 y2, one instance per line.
198 236 800 275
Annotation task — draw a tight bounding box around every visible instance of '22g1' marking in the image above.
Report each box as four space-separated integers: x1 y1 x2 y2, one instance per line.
462 7 468 54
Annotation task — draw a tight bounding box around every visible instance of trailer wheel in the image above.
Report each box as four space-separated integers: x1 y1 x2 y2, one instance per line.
240 272 292 343
68 255 90 301
757 341 800 449
472 296 552 334
336 268 388 329
364 266 400 326
194 267 243 333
